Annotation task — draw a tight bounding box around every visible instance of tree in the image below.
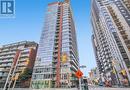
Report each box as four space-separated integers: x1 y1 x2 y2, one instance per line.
18 68 32 81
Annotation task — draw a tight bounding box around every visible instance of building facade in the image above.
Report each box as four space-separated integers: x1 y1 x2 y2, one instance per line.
0 41 38 88
31 0 79 89
89 67 100 85
91 0 130 86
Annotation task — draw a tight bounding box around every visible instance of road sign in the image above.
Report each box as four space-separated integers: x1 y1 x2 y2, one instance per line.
75 69 83 79
80 65 86 68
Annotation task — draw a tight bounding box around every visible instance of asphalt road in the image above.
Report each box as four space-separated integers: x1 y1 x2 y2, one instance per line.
89 86 130 90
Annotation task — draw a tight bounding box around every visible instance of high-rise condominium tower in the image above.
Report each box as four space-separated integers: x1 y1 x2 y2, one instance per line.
31 0 79 89
91 0 130 86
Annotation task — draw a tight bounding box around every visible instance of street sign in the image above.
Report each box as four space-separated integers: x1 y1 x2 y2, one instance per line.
80 65 86 68
75 69 83 79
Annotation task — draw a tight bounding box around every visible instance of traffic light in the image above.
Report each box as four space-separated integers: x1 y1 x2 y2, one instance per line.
61 53 68 63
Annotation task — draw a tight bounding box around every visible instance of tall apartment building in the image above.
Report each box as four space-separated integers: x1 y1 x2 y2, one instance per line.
91 0 130 86
89 67 100 80
0 41 38 88
89 67 100 85
31 0 79 89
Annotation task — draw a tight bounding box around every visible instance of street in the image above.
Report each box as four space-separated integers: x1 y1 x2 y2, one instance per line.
89 86 130 90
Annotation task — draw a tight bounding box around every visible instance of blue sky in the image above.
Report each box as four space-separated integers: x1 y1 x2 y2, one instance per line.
0 0 96 76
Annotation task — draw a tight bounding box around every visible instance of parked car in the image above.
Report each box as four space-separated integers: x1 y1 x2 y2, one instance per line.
98 82 104 86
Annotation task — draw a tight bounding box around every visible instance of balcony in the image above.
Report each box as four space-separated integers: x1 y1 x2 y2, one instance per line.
53 53 58 57
16 68 25 72
53 50 58 53
128 47 130 51
70 65 77 72
0 55 14 59
55 38 59 42
114 19 120 23
0 68 10 72
0 63 12 68
52 59 57 63
112 15 118 20
116 21 121 26
20 54 29 58
118 25 123 30
0 51 16 56
17 63 27 67
126 43 130 50
54 41 59 44
0 73 8 77
52 64 57 68
120 30 126 34
18 58 27 62
54 45 58 48
122 34 128 40
124 39 130 44
0 59 13 63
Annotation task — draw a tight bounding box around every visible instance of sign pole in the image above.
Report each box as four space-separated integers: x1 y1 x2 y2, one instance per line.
79 78 82 90
79 65 87 90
